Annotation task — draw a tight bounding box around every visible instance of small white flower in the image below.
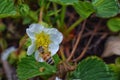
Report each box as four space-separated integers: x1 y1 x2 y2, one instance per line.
26 23 63 62
1 46 16 61
55 77 62 80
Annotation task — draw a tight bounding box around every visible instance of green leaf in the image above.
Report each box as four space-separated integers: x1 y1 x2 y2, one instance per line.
0 38 7 50
23 38 31 49
18 50 27 61
29 11 38 22
73 1 95 19
18 4 38 23
53 54 61 65
0 23 6 32
49 0 79 5
69 56 116 80
17 55 56 80
107 18 120 32
22 16 33 25
109 64 120 80
18 4 30 16
92 0 119 18
115 57 120 65
38 0 47 7
47 10 61 16
109 57 120 80
22 11 38 24
0 0 17 18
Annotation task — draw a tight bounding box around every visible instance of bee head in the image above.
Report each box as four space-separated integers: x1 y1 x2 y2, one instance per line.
38 46 44 53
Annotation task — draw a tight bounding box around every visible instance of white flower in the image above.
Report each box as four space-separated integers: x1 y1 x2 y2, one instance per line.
26 23 63 62
1 46 16 61
55 77 62 80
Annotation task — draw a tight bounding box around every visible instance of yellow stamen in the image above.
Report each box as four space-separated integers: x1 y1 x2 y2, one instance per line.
35 31 51 48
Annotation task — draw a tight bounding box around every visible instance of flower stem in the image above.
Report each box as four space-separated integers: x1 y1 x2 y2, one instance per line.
67 20 86 62
66 18 84 34
39 7 44 23
60 5 66 27
60 47 66 61
53 3 60 27
18 0 23 4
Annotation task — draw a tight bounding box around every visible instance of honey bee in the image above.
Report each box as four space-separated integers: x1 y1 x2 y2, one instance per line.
38 46 54 65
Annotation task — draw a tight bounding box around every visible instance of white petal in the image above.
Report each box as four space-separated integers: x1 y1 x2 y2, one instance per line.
28 23 44 33
26 24 45 39
26 29 35 40
45 28 63 44
1 46 16 61
55 77 62 80
49 43 59 56
35 50 44 62
27 43 35 55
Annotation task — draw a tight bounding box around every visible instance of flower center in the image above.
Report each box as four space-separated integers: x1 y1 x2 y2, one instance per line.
35 31 51 49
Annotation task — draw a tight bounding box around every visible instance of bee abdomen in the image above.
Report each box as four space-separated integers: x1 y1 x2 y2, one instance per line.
46 57 54 65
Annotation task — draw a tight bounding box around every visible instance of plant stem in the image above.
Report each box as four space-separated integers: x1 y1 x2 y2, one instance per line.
67 20 86 62
2 61 12 80
60 46 66 61
60 5 66 27
53 3 60 27
73 29 95 62
39 7 44 23
73 20 101 62
66 18 84 34
18 0 23 4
